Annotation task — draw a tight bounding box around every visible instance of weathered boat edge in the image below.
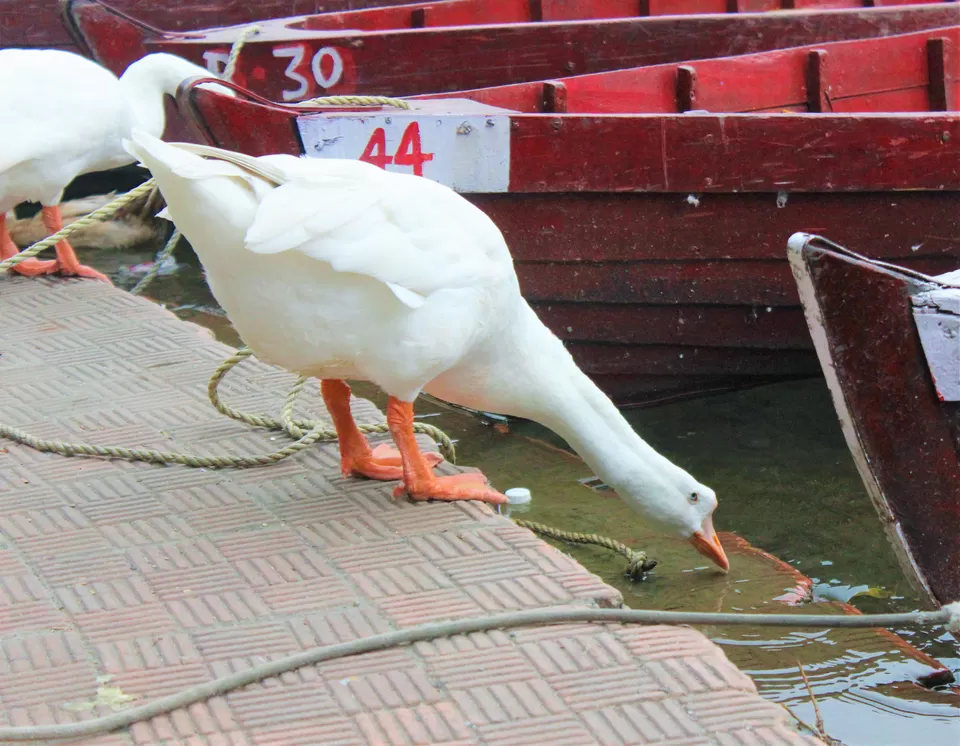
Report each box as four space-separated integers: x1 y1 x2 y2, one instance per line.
787 232 953 607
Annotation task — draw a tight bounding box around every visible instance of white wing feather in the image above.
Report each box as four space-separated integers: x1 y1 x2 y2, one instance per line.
242 159 512 299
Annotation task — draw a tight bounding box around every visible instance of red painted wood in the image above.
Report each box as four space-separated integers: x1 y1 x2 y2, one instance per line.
794 236 960 605
422 27 960 114
505 114 960 193
66 1 960 97
533 303 812 348
2 0 419 48
178 78 960 403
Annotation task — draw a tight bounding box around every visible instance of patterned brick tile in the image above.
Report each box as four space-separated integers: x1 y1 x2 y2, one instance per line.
462 575 575 612
0 600 71 635
0 571 49 605
0 278 822 746
34 550 134 586
95 632 202 673
288 607 393 648
130 699 238 744
520 630 635 677
164 590 272 629
476 714 597 746
250 716 364 746
258 576 359 614
100 516 198 548
546 666 663 709
326 539 425 573
298 514 397 548
215 529 306 562
0 661 101 708
127 538 226 574
54 576 157 614
145 564 249 602
375 588 484 627
227 682 340 728
74 603 179 643
353 703 474 744
193 623 300 662
0 630 87 673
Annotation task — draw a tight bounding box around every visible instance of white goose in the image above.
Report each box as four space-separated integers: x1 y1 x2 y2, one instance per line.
127 131 729 570
0 50 219 280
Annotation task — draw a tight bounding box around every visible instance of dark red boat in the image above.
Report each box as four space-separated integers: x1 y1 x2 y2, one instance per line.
176 26 959 405
787 233 960 607
63 0 960 100
4 1 423 50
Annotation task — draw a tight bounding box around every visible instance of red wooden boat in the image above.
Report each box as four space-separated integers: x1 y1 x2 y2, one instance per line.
787 233 960 607
175 27 959 406
4 1 422 50
63 0 960 100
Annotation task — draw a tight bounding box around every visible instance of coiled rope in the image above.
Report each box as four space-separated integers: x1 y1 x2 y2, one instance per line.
0 603 955 742
0 345 455 466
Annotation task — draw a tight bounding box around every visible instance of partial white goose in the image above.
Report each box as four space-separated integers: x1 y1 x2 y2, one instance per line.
127 131 730 570
0 50 220 280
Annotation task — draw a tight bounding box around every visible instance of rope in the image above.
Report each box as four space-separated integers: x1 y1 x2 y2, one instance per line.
0 345 455 466
129 226 180 296
295 94 411 109
514 519 658 580
0 603 955 742
222 24 260 82
0 180 157 271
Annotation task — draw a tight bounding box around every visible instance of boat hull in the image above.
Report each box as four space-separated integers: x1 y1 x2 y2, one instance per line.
64 1 960 98
181 81 960 405
3 1 417 50
788 234 960 606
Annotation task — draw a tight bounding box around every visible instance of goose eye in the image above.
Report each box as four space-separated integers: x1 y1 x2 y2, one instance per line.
688 492 700 504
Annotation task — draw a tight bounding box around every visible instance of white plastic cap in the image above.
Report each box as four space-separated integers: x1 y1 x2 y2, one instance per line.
504 487 532 505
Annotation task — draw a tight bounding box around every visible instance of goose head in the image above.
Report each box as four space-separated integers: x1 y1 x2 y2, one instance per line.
614 463 727 571
118 53 234 138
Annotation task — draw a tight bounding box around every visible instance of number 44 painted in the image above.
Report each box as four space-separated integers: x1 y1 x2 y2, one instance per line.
358 122 434 176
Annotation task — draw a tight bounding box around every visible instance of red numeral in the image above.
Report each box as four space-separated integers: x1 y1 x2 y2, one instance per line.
393 122 434 176
357 122 434 175
358 128 393 169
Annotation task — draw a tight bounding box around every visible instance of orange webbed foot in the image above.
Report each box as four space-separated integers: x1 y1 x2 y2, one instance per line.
60 262 112 283
6 258 60 276
344 443 443 481
394 471 508 505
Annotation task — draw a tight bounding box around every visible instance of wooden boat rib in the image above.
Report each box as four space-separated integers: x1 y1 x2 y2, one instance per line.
178 27 959 406
787 233 960 606
62 0 960 100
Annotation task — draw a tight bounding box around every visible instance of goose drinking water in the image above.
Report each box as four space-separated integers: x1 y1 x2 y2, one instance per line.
126 131 730 571
0 50 219 280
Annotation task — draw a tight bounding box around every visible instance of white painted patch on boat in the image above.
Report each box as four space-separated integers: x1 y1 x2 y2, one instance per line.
912 280 960 401
297 105 511 193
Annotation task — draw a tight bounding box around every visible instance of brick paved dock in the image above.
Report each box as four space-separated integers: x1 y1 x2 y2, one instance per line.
0 276 821 745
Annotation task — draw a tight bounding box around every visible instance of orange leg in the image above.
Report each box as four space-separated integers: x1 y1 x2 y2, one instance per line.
39 206 110 282
321 379 443 481
387 396 507 504
0 212 58 276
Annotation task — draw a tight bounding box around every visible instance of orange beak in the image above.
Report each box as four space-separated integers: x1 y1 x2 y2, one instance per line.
689 516 729 571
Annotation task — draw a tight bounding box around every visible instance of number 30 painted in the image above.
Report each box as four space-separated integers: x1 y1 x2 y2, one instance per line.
202 44 345 101
272 44 344 101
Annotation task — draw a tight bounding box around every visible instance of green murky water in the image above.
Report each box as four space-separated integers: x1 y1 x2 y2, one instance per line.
92 241 958 746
